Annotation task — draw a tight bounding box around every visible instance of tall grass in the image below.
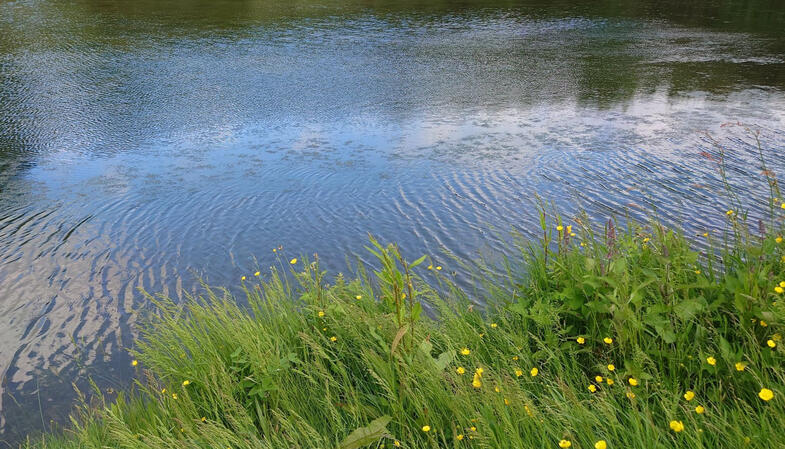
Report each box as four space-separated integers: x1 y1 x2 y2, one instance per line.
24 199 785 448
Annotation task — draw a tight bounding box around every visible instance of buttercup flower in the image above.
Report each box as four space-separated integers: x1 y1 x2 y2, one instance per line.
684 391 695 401
289 258 297 264
759 388 774 401
603 337 613 344
530 367 539 377
735 362 746 371
706 356 716 365
695 405 705 414
330 336 337 342
588 384 597 392
131 360 138 367
595 441 607 449
577 337 585 344
628 378 638 386
461 348 471 355
515 369 523 377
607 364 615 371
254 271 260 277
558 440 571 448
767 340 776 348
669 420 684 432
595 375 603 383
422 425 430 432
457 367 466 375
182 380 190 387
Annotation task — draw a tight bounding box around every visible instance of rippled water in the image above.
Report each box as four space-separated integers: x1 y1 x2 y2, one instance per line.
1 0 785 442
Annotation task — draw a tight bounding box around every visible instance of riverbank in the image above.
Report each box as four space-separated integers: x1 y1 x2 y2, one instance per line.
28 210 784 449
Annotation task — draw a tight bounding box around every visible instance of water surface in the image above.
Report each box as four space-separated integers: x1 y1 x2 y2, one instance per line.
1 0 785 442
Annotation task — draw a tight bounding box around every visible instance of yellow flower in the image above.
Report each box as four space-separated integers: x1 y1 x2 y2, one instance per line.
588 384 597 393
607 364 615 371
161 388 166 394
559 439 571 448
776 286 784 294
494 386 501 393
472 373 482 389
760 320 768 327
182 380 191 387
694 270 701 274
595 375 603 383
201 416 207 422
490 323 498 328
504 398 510 405
703 232 709 237
515 369 523 377
726 210 734 216
566 225 573 234
626 391 635 399
470 426 476 432
706 356 716 365
457 367 466 375
355 295 362 300
456 435 464 441
643 237 650 243
767 340 776 348
254 271 260 277
422 425 430 432
628 378 638 386
577 337 585 344
172 393 178 399
759 388 774 401
460 348 471 355
684 391 695 401
512 356 519 361
695 405 705 414
669 420 684 432
606 378 614 386
131 360 138 367
318 311 325 317
781 202 785 209
427 264 433 270
557 225 564 231
530 367 539 377
330 336 337 342
475 367 484 375
289 258 297 265
780 281 785 288
595 441 607 449
603 337 613 344
436 266 442 270
241 276 246 281
735 362 746 371
777 237 784 243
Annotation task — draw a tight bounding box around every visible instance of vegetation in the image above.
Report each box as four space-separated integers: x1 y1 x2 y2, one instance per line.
25 195 785 449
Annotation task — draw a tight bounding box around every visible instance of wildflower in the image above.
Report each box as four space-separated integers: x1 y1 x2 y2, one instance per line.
422 425 430 432
530 367 539 377
394 441 401 446
567 225 573 233
684 391 695 401
777 237 784 244
669 420 684 432
703 232 709 237
290 258 297 264
776 286 784 294
427 264 433 270
355 295 362 300
606 378 614 386
461 348 471 355
626 391 635 399
643 237 650 243
524 405 533 416
457 367 466 375
759 388 774 401
131 360 138 367
436 266 442 270
595 375 603 383
559 440 571 448
470 426 476 432
472 373 482 389
767 340 776 348
726 210 734 216
161 388 166 394
241 276 246 281
504 398 510 405
330 336 337 342
491 323 498 328
706 356 716 365
694 270 701 274
577 337 586 344
494 386 501 393
760 320 768 327
595 441 607 449
695 405 705 414
781 281 785 288
735 362 746 371
318 311 325 317
782 202 785 209
475 367 484 376
254 271 260 277
456 435 464 441
607 364 615 371
172 393 178 399
512 356 519 361
628 378 638 386
182 380 191 387
603 337 613 344
588 384 597 392
557 225 564 231
515 369 523 377
201 416 206 422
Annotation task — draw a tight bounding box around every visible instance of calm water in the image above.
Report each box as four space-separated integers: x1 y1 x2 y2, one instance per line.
1 0 785 442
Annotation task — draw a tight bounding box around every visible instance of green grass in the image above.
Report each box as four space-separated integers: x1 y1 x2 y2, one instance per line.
25 208 785 449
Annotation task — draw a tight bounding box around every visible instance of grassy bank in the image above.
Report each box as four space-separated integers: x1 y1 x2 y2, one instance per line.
28 208 785 449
